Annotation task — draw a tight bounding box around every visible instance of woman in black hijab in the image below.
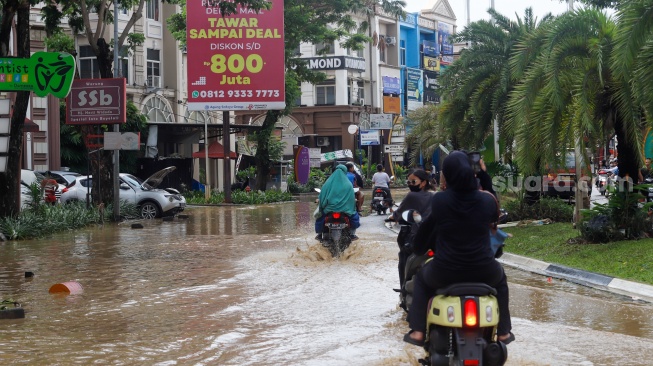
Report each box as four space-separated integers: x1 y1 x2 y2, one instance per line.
403 151 514 346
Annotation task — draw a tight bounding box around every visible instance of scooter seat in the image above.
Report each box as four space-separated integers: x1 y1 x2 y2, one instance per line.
435 282 497 296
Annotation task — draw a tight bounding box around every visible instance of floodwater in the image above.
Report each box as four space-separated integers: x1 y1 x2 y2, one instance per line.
1 197 653 365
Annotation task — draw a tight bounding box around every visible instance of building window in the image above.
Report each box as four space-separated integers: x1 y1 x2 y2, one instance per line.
146 48 161 87
79 45 100 79
143 95 174 123
118 46 130 84
315 41 334 55
400 40 406 66
146 0 159 21
379 46 386 63
316 80 336 105
348 48 361 58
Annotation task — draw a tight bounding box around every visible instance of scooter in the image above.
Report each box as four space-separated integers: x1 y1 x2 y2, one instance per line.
314 187 358 257
403 211 509 366
390 209 434 313
371 186 394 215
419 283 508 366
596 169 609 195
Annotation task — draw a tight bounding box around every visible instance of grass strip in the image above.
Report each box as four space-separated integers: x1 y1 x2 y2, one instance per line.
502 223 653 285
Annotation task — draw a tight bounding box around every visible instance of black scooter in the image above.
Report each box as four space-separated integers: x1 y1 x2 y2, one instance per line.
390 209 434 312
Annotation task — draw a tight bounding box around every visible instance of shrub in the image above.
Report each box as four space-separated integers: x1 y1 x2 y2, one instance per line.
287 168 327 194
579 182 649 242
504 196 574 222
578 214 621 243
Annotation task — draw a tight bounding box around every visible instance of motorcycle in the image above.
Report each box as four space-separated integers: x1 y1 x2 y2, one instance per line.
596 169 609 195
390 209 434 313
314 188 358 257
402 210 509 366
371 186 394 215
418 283 508 366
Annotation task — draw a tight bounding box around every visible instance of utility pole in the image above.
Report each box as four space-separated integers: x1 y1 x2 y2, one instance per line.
490 0 500 162
112 0 120 221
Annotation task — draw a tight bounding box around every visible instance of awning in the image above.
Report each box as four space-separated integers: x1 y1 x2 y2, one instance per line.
192 141 237 159
24 118 39 132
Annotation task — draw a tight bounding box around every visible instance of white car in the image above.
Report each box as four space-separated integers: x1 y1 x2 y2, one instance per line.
60 167 186 219
20 169 67 208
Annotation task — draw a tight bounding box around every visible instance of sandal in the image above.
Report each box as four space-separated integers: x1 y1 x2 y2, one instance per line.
403 331 425 347
498 332 515 345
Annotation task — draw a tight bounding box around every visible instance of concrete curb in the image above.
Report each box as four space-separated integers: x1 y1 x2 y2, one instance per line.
384 221 653 303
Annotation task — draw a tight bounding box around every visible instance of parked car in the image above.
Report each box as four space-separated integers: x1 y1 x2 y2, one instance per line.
35 170 82 187
60 167 186 219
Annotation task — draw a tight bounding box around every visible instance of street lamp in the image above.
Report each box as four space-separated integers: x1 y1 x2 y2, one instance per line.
0 98 11 173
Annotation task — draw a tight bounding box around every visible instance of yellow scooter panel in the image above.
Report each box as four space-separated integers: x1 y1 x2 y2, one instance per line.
426 295 500 328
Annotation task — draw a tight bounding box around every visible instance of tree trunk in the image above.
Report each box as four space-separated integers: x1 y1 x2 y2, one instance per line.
253 110 281 191
90 38 115 207
612 109 639 183
0 1 30 218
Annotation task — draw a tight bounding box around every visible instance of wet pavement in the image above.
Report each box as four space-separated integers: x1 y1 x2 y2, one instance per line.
1 198 652 365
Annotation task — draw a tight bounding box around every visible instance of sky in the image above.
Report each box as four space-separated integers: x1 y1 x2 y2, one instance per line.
404 0 573 25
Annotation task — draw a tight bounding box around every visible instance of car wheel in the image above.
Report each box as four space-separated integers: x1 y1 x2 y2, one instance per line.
140 201 161 219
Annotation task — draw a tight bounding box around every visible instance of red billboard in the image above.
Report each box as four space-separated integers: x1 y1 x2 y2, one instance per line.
65 78 127 125
186 0 285 111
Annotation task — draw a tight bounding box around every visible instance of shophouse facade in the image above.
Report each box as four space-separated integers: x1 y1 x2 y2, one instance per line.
234 0 459 169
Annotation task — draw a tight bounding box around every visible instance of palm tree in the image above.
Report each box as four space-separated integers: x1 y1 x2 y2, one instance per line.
506 8 643 181
409 8 552 158
612 0 653 159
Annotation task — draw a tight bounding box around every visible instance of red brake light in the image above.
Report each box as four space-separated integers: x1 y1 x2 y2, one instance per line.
427 250 434 257
464 299 478 327
62 187 68 193
332 212 341 219
463 360 480 366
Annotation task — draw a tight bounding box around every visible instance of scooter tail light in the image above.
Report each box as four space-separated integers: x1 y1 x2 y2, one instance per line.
427 250 434 257
463 360 480 366
332 212 341 219
464 299 478 327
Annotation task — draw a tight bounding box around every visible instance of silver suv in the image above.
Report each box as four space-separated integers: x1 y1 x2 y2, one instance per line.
60 167 186 219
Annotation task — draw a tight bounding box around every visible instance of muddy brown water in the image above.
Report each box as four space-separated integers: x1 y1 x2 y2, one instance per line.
1 200 653 365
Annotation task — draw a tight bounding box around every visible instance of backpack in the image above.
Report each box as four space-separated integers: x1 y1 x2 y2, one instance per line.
355 173 364 188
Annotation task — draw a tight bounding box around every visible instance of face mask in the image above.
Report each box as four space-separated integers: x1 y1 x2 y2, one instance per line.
408 185 422 192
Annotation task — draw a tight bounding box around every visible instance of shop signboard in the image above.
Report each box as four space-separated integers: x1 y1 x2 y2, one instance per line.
186 0 285 111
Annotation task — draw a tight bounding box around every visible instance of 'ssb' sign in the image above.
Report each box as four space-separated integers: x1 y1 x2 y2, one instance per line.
65 78 126 125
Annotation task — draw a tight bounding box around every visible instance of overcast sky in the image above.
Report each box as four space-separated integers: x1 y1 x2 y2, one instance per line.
405 0 574 25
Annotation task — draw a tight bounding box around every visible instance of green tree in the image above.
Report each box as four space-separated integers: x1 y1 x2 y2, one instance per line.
505 8 644 181
0 0 37 218
436 8 553 154
168 0 405 191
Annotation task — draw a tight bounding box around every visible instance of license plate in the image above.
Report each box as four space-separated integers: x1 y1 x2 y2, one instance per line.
326 223 347 229
374 197 383 200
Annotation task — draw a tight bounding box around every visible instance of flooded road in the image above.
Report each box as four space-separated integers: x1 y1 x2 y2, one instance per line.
1 199 653 365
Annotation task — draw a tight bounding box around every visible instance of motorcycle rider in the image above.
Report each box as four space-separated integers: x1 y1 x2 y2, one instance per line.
371 164 393 213
345 162 365 213
388 169 434 302
403 151 514 347
315 164 361 241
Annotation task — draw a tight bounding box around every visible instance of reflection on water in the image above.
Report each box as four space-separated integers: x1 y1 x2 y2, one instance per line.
0 201 652 365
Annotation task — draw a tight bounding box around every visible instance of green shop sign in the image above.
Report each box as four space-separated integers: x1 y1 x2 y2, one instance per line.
0 52 76 98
